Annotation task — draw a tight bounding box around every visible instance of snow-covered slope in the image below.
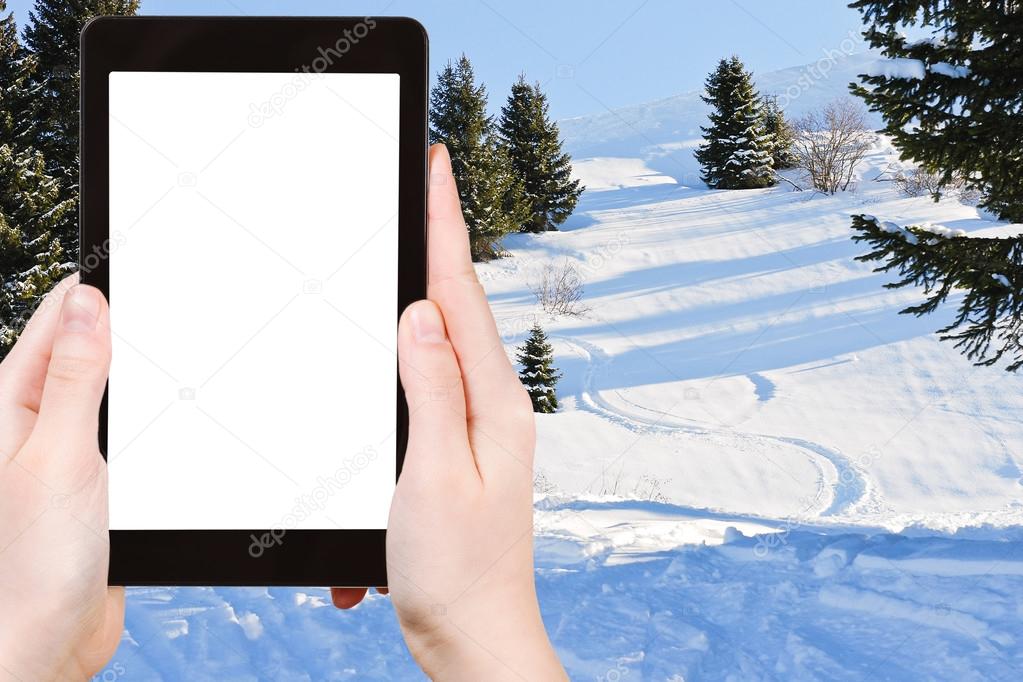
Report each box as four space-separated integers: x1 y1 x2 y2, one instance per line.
483 142 1023 532
110 52 1023 680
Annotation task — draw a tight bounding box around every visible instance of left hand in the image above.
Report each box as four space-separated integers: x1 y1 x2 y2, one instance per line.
0 276 125 681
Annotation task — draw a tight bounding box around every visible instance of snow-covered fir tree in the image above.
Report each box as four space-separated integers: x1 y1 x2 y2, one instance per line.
762 94 797 170
1 0 74 358
695 56 776 190
852 214 1023 372
516 323 561 413
498 76 583 233
430 55 526 261
850 0 1023 222
0 145 74 356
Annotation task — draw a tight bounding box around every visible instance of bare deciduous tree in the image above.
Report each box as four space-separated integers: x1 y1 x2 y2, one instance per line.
792 99 875 194
895 167 983 204
530 261 589 316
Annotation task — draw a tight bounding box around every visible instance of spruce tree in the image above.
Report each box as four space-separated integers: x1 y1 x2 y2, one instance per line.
851 214 1022 372
498 76 583 233
0 144 74 356
850 0 1023 221
0 0 35 149
430 55 525 261
695 56 776 190
23 0 139 257
762 94 797 170
516 323 561 413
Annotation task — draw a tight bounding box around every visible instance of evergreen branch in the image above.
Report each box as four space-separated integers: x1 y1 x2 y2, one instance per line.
851 214 1023 371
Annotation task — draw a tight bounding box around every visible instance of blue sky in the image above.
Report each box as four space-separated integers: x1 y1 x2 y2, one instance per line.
6 0 871 119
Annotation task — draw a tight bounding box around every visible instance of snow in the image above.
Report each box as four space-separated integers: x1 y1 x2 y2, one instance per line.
109 53 1023 680
930 62 971 79
868 58 926 80
571 157 676 192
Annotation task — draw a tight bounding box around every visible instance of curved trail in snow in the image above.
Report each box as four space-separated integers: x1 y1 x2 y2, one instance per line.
554 335 872 518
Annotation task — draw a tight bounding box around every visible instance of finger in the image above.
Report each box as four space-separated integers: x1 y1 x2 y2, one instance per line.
330 587 368 610
426 145 530 461
26 285 110 461
0 274 79 457
427 143 477 287
398 299 475 482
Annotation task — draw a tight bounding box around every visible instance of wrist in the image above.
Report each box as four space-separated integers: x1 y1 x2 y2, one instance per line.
0 604 107 682
0 646 81 682
401 605 565 681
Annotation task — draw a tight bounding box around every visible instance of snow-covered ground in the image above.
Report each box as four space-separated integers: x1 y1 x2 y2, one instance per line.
506 145 1023 533
110 50 1023 680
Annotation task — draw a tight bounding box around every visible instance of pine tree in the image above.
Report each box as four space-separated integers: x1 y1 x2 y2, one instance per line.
695 56 776 190
762 95 797 170
430 55 525 261
23 0 139 257
0 144 75 356
850 0 1023 221
498 76 583 233
851 214 1022 371
516 323 561 413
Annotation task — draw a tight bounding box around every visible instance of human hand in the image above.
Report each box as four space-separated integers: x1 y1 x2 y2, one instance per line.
0 276 124 681
332 144 565 680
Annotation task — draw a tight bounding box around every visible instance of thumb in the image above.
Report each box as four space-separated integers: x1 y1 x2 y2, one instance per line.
30 284 111 458
397 300 474 481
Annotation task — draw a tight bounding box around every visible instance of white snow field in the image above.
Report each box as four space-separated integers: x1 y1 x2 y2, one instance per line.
110 51 1023 680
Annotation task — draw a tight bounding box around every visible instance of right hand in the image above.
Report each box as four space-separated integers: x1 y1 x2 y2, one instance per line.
332 144 566 681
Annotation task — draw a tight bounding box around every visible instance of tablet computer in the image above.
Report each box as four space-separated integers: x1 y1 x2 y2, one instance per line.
80 16 427 586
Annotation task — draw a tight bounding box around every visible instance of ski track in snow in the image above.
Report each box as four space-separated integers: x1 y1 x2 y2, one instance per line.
556 335 871 519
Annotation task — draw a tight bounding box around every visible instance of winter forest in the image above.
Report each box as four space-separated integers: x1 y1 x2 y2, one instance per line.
2 0 1023 679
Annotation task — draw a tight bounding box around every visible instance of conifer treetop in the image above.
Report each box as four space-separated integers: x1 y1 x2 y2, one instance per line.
516 322 562 413
498 75 583 233
695 56 776 190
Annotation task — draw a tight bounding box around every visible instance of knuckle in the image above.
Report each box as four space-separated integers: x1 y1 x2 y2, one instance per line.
46 351 109 386
428 272 482 295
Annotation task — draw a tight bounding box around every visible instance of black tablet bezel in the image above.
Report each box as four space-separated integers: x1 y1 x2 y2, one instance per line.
80 16 427 586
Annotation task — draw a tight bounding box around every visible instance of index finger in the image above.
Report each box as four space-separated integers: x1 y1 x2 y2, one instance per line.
426 144 476 287
425 145 534 480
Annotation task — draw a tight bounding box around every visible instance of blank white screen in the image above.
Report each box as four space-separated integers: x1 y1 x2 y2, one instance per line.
108 72 399 530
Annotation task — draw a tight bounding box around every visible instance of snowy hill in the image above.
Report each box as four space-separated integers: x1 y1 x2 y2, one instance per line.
483 139 1023 533
558 50 884 185
109 52 1023 680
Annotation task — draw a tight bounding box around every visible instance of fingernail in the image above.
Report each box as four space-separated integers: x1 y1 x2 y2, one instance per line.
410 303 447 344
62 285 101 332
